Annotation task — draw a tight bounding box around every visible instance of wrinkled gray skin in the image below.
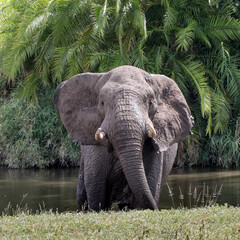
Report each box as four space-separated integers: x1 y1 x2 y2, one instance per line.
54 66 193 211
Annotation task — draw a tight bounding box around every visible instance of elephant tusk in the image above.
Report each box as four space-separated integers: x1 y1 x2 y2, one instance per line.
95 128 106 141
146 122 156 138
190 115 195 125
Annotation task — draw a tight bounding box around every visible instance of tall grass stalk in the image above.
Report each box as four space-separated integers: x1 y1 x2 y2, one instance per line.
167 182 223 208
2 194 30 216
166 182 175 208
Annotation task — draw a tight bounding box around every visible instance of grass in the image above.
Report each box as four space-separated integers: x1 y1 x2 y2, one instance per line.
0 205 240 239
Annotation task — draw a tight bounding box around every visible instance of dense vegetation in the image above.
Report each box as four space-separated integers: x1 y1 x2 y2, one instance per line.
1 206 240 239
0 89 80 168
0 0 240 168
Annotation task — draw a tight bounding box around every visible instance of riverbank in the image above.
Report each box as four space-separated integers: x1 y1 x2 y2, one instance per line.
0 205 239 239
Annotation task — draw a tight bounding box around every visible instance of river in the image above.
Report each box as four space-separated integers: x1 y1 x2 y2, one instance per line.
0 168 239 212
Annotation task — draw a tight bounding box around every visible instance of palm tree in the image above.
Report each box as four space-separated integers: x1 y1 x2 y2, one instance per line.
0 0 239 166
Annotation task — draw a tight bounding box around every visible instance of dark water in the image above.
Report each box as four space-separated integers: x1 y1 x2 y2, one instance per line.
0 168 239 212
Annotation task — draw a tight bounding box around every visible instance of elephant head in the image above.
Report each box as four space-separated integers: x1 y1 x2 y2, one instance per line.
54 65 193 210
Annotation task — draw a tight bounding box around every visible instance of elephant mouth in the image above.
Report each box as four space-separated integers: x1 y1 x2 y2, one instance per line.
106 138 159 155
107 140 114 153
150 138 160 152
95 125 160 153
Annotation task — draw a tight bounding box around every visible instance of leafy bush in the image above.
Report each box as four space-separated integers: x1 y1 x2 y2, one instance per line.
176 118 240 167
0 88 80 168
204 119 240 167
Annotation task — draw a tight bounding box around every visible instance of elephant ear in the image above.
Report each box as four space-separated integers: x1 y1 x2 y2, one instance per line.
54 73 104 145
149 74 193 152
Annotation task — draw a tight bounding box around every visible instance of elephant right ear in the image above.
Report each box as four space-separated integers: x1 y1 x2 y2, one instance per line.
54 73 104 145
148 74 193 152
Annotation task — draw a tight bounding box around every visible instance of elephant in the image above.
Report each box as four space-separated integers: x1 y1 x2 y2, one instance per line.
54 65 194 211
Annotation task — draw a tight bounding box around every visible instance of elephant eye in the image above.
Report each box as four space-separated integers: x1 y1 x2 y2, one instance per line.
101 100 104 106
148 98 157 117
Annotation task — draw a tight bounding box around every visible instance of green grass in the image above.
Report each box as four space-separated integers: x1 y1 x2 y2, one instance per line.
0 205 240 239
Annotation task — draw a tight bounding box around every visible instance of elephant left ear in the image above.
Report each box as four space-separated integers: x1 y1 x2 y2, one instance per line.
54 73 104 145
149 74 193 152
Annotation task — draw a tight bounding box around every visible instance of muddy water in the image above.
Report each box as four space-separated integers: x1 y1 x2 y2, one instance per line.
0 168 239 212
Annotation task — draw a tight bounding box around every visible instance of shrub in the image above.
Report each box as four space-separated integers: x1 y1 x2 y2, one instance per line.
0 88 80 168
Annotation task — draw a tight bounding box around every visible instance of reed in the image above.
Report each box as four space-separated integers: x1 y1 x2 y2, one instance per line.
166 182 223 208
1 194 31 216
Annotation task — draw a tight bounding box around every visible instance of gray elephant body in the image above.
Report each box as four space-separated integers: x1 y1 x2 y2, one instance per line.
54 65 193 211
77 142 177 210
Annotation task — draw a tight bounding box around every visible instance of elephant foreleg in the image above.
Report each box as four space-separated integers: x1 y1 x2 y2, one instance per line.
161 143 178 183
83 145 112 211
149 143 178 205
76 168 88 211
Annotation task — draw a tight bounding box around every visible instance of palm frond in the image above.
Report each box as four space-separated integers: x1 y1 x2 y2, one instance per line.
194 25 211 48
52 46 69 83
163 6 177 30
171 70 189 99
132 0 147 39
94 0 109 37
151 45 169 73
217 44 240 105
116 0 121 16
211 90 230 134
177 59 212 118
205 16 240 41
25 12 51 39
131 40 147 69
3 43 28 80
22 72 39 102
175 21 197 52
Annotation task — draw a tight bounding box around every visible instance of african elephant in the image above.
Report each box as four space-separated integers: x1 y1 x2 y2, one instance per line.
54 65 193 211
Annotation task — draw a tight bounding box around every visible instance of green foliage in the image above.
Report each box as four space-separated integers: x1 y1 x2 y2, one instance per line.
0 0 240 167
0 88 80 168
200 118 240 167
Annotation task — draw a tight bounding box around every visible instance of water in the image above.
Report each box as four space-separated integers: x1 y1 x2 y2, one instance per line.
159 168 240 209
0 168 239 212
0 169 79 213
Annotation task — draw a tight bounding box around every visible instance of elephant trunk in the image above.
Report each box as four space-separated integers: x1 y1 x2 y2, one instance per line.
111 119 158 210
